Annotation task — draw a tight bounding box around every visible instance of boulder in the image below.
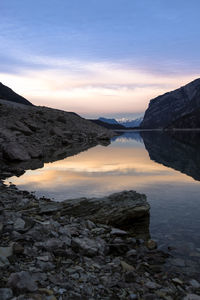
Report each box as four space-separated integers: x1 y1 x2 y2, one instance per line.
3 142 30 161
61 190 150 227
8 271 38 292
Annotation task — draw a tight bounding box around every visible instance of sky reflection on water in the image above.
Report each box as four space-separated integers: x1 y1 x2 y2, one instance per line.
6 131 200 272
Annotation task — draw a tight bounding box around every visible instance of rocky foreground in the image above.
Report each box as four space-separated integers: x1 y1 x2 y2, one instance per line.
0 183 200 300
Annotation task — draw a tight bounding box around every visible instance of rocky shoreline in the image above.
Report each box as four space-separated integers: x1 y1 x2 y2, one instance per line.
0 100 200 299
0 182 200 300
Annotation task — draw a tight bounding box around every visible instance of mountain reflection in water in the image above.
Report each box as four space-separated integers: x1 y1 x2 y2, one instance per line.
141 131 200 182
5 130 200 276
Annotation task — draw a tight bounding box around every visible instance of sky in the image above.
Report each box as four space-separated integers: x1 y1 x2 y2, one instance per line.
0 0 200 119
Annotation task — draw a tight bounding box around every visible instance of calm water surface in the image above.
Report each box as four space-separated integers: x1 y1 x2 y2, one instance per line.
6 131 200 275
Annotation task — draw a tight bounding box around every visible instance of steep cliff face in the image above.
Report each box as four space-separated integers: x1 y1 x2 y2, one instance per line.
0 82 33 106
141 78 200 129
167 108 200 129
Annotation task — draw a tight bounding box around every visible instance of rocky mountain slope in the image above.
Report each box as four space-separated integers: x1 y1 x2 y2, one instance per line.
0 100 115 177
141 78 200 129
0 82 33 106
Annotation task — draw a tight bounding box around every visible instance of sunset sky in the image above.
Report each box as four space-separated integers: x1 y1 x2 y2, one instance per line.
0 0 200 119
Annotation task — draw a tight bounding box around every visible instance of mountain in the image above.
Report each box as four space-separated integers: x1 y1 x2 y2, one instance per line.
99 117 119 125
0 82 33 106
98 116 143 128
118 117 143 128
91 119 126 130
141 78 200 129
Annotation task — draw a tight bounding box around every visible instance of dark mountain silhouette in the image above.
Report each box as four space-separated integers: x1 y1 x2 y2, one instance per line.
141 78 200 129
90 119 126 130
0 82 33 106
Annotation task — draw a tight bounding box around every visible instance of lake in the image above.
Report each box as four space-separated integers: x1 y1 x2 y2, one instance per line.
6 131 200 276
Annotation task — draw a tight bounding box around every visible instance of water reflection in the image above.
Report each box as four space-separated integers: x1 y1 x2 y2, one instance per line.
6 133 196 201
5 131 200 276
141 131 200 182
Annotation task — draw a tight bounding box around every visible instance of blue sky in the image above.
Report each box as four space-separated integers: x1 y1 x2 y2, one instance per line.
0 0 200 118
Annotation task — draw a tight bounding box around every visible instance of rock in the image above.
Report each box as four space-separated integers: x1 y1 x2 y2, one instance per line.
3 142 30 161
172 278 183 285
145 281 161 290
126 249 137 257
129 294 138 300
120 260 135 272
0 246 13 266
13 218 25 231
146 239 157 250
72 237 105 257
0 222 3 233
8 271 38 292
13 243 24 254
141 78 200 129
189 279 200 289
110 228 128 236
183 294 200 300
124 271 136 283
61 190 150 227
0 288 13 300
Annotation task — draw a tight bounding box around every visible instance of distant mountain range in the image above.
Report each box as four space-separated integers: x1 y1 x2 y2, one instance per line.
0 82 33 106
98 116 143 128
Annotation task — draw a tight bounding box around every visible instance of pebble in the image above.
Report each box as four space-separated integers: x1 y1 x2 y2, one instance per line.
183 294 200 300
145 280 160 290
110 228 128 236
146 239 157 250
189 279 200 289
172 278 183 285
120 260 135 272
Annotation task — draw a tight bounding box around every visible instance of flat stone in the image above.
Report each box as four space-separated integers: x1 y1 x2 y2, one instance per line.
110 228 128 236
14 218 25 231
0 288 13 300
189 279 200 289
145 281 160 289
126 249 137 257
72 237 105 257
172 278 183 285
120 260 135 272
8 271 38 292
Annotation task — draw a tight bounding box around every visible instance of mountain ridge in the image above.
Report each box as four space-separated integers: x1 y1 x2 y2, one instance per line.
141 78 200 129
0 82 33 106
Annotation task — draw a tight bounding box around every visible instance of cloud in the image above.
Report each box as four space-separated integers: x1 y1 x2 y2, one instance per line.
0 53 199 117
